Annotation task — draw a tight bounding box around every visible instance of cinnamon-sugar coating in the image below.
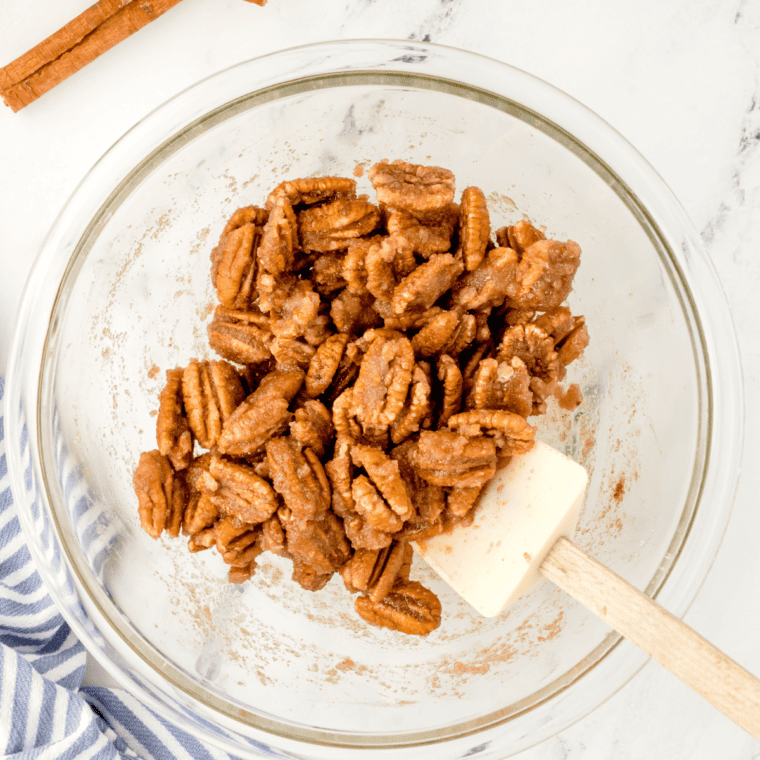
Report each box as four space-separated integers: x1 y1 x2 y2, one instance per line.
134 161 589 636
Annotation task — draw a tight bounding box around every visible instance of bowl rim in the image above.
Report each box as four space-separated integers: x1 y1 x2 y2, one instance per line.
4 38 744 759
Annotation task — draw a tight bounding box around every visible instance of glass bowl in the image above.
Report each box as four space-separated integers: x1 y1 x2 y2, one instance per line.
5 40 742 759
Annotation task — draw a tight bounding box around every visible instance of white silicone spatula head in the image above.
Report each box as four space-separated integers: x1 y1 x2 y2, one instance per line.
412 441 760 741
413 440 587 617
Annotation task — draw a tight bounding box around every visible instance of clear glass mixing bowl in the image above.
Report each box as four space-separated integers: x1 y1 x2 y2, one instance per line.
5 40 743 759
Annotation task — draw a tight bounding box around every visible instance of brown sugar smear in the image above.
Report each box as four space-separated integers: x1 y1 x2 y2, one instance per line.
132 158 590 636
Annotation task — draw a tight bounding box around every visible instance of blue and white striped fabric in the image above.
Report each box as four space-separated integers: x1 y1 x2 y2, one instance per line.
0 376 246 760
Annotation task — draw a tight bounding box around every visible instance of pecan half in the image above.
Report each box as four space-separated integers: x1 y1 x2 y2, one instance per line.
332 387 362 443
322 340 364 403
496 323 560 411
268 279 322 341
497 323 558 377
355 578 441 635
411 310 474 358
466 356 533 418
290 399 333 457
533 307 590 369
206 456 279 524
352 333 415 437
182 360 246 450
451 246 518 311
344 514 394 550
351 445 414 522
437 354 463 426
133 451 187 539
184 452 215 493
504 239 582 310
411 430 496 488
259 514 288 556
266 176 356 209
291 561 333 592
341 541 413 603
270 337 316 371
459 187 490 271
384 234 417 279
364 239 396 302
298 199 380 252
330 289 380 336
343 238 374 295
156 368 193 471
448 410 536 455
182 492 219 537
395 494 446 540
356 237 416 304
445 313 476 357
391 253 464 315
213 516 264 568
460 338 491 383
351 475 404 533
258 196 298 277
386 204 458 255
278 506 351 576
390 364 432 444
219 205 269 238
305 333 350 397
208 306 273 365
369 160 455 221
210 206 268 299
304 309 334 349
325 437 356 519
267 438 330 520
411 310 458 357
311 252 347 295
390 441 446 539
213 222 262 310
495 219 545 254
216 369 303 457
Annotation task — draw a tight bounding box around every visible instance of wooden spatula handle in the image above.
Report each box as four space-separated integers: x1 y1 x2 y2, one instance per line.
541 537 760 740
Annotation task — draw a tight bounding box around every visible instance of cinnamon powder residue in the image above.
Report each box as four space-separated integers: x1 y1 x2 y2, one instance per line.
335 656 368 674
612 476 626 504
453 661 490 675
537 610 564 642
325 656 370 684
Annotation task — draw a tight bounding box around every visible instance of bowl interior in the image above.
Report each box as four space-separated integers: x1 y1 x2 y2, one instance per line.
41 76 704 741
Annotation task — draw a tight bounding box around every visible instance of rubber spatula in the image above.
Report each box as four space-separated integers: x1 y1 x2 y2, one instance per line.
413 441 760 740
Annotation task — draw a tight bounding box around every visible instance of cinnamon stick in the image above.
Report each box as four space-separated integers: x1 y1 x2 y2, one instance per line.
0 0 186 112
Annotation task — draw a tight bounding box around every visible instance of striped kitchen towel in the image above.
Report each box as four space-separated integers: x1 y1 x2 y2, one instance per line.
0 375 262 760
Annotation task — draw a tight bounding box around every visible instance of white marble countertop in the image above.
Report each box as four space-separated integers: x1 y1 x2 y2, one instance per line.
1 1 759 757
